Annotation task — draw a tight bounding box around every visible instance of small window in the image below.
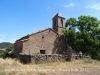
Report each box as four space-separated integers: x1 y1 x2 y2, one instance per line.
40 50 45 54
42 36 44 39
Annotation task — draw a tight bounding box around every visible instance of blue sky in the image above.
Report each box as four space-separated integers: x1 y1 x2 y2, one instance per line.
0 0 100 43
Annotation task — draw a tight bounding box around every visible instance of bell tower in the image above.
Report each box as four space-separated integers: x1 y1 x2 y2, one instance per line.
52 12 65 35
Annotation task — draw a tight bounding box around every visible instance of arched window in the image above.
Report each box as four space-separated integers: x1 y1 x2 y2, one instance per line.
54 19 56 26
61 19 63 27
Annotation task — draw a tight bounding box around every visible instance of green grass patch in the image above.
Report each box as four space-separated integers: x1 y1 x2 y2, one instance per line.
0 71 6 75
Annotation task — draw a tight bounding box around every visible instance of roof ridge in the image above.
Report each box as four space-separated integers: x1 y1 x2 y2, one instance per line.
30 28 58 36
53 12 65 19
16 28 59 42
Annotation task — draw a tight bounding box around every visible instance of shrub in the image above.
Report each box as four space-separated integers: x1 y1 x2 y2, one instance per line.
0 50 7 58
0 71 6 75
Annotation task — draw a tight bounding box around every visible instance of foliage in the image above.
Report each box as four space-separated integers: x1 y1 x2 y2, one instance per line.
63 15 100 60
0 50 7 58
6 44 14 57
0 44 14 58
66 44 72 51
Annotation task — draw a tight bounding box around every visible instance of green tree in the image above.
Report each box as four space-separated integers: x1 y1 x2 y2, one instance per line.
6 44 14 57
63 15 100 60
0 50 7 58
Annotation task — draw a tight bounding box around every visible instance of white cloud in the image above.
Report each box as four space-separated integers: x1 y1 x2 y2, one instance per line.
0 38 8 43
85 3 100 10
0 34 18 43
9 38 18 43
0 38 18 43
62 3 75 8
0 34 6 42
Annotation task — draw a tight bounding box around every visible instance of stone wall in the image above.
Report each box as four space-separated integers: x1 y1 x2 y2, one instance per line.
28 28 59 54
14 41 23 57
14 28 66 58
19 54 68 63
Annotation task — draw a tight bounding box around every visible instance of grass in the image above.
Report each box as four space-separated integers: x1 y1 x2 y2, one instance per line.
82 58 94 63
0 58 100 75
38 72 47 75
0 71 6 75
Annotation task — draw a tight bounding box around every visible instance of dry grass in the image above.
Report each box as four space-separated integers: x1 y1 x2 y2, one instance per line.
0 58 100 75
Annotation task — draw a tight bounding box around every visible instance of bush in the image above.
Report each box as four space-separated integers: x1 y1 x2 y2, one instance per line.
91 51 100 61
0 50 7 58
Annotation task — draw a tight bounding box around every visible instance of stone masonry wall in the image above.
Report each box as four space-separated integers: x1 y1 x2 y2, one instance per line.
14 28 66 58
14 41 23 57
22 28 66 54
28 29 59 54
19 54 68 63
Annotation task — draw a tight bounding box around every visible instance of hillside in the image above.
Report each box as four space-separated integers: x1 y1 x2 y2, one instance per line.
0 42 13 48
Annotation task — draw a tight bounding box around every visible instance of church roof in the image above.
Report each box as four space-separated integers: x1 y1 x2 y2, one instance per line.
29 28 59 36
53 12 65 19
15 28 59 42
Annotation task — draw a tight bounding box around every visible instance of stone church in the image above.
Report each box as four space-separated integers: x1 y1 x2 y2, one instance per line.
14 13 66 58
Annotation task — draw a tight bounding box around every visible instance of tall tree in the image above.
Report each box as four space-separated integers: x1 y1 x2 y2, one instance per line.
63 15 100 60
